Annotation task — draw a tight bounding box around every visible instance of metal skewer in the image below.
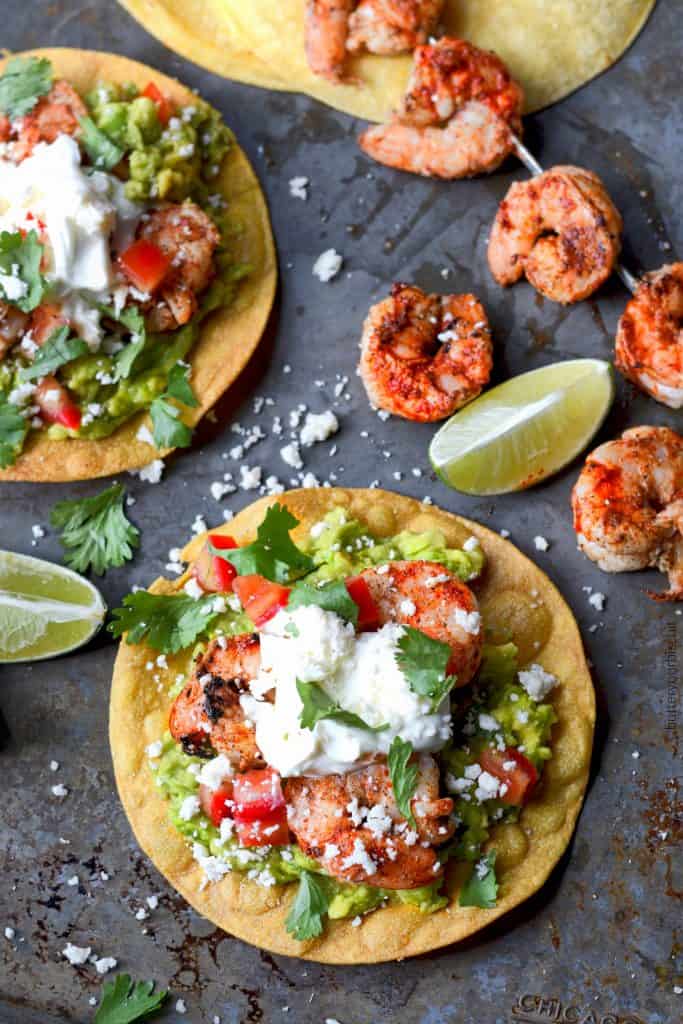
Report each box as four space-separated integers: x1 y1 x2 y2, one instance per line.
509 133 640 296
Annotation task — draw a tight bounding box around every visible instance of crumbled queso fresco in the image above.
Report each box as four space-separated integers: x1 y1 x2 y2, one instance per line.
313 248 343 282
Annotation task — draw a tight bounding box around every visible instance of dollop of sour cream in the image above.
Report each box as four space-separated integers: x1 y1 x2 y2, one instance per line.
240 605 452 777
0 135 141 345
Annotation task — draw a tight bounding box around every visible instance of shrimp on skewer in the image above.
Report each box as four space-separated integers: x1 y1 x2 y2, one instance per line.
137 202 220 332
571 426 683 600
487 165 623 304
358 559 483 685
615 263 683 409
304 1 444 82
359 38 523 179
285 754 454 888
11 80 87 162
359 282 493 422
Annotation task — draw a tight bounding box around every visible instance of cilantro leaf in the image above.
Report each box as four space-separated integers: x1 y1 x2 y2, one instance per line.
79 115 124 171
0 394 28 468
165 362 198 407
387 736 418 828
149 364 197 448
296 679 387 732
50 483 139 576
0 229 46 312
458 851 498 909
288 579 358 626
219 503 314 584
150 397 193 449
93 973 168 1024
0 56 52 119
108 591 220 653
285 870 329 941
19 325 88 382
396 626 457 711
104 306 147 381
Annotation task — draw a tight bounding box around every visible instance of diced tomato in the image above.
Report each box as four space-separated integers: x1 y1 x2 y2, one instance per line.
232 767 286 822
118 239 171 293
142 81 175 126
232 574 290 627
199 780 234 827
35 376 82 431
479 747 539 806
235 805 290 847
192 534 238 593
0 115 10 142
345 575 380 631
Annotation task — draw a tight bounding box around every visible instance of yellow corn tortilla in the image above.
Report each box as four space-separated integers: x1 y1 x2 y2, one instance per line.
118 0 655 117
110 487 595 963
0 49 277 482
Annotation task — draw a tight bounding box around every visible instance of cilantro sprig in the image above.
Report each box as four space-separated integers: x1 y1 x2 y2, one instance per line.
214 503 314 584
20 325 88 382
79 115 124 171
0 56 52 119
296 679 387 733
288 579 358 626
150 363 198 449
93 973 168 1023
396 626 457 711
50 483 139 576
97 304 147 381
0 229 46 312
387 736 419 828
285 870 329 941
0 394 28 468
109 591 220 653
458 851 498 909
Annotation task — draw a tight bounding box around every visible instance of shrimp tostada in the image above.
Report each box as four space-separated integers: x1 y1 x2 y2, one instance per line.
0 49 276 481
110 488 594 962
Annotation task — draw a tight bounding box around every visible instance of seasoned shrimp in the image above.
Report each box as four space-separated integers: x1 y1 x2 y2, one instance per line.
615 263 683 409
0 302 29 359
284 753 454 888
11 80 87 162
488 165 622 304
359 559 483 684
347 0 444 56
572 426 683 600
304 1 354 83
169 634 267 768
138 203 220 332
359 38 523 178
359 282 493 422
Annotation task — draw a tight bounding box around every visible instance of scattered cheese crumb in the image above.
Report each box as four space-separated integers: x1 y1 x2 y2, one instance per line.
533 535 549 551
62 943 91 965
313 248 343 282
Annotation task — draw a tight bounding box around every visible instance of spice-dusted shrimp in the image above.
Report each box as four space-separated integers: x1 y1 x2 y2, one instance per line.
138 202 220 332
304 0 354 82
488 165 622 304
347 0 444 56
615 263 683 409
11 80 87 162
358 559 483 685
284 753 454 888
359 282 493 422
0 301 29 359
571 426 683 600
359 38 523 178
169 634 267 768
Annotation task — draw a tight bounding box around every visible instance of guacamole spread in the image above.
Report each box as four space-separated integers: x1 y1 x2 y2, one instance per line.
149 510 558 931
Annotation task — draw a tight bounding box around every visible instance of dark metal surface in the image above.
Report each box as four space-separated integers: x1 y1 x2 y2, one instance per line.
1 1 681 1021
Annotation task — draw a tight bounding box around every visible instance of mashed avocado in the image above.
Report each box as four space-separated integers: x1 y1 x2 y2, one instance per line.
152 513 558 928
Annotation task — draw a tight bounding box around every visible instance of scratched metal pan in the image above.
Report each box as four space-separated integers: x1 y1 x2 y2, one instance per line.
0 0 679 1021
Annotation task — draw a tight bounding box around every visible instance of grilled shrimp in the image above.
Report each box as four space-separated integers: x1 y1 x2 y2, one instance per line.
11 80 87 162
347 0 444 56
138 203 220 332
572 426 683 600
169 634 267 768
488 165 622 304
0 302 29 359
359 38 523 179
284 753 454 888
359 559 483 685
359 282 493 422
615 263 683 409
304 0 354 82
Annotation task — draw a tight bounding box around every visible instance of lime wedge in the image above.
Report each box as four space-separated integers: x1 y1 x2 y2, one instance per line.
0 551 106 663
430 359 614 495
